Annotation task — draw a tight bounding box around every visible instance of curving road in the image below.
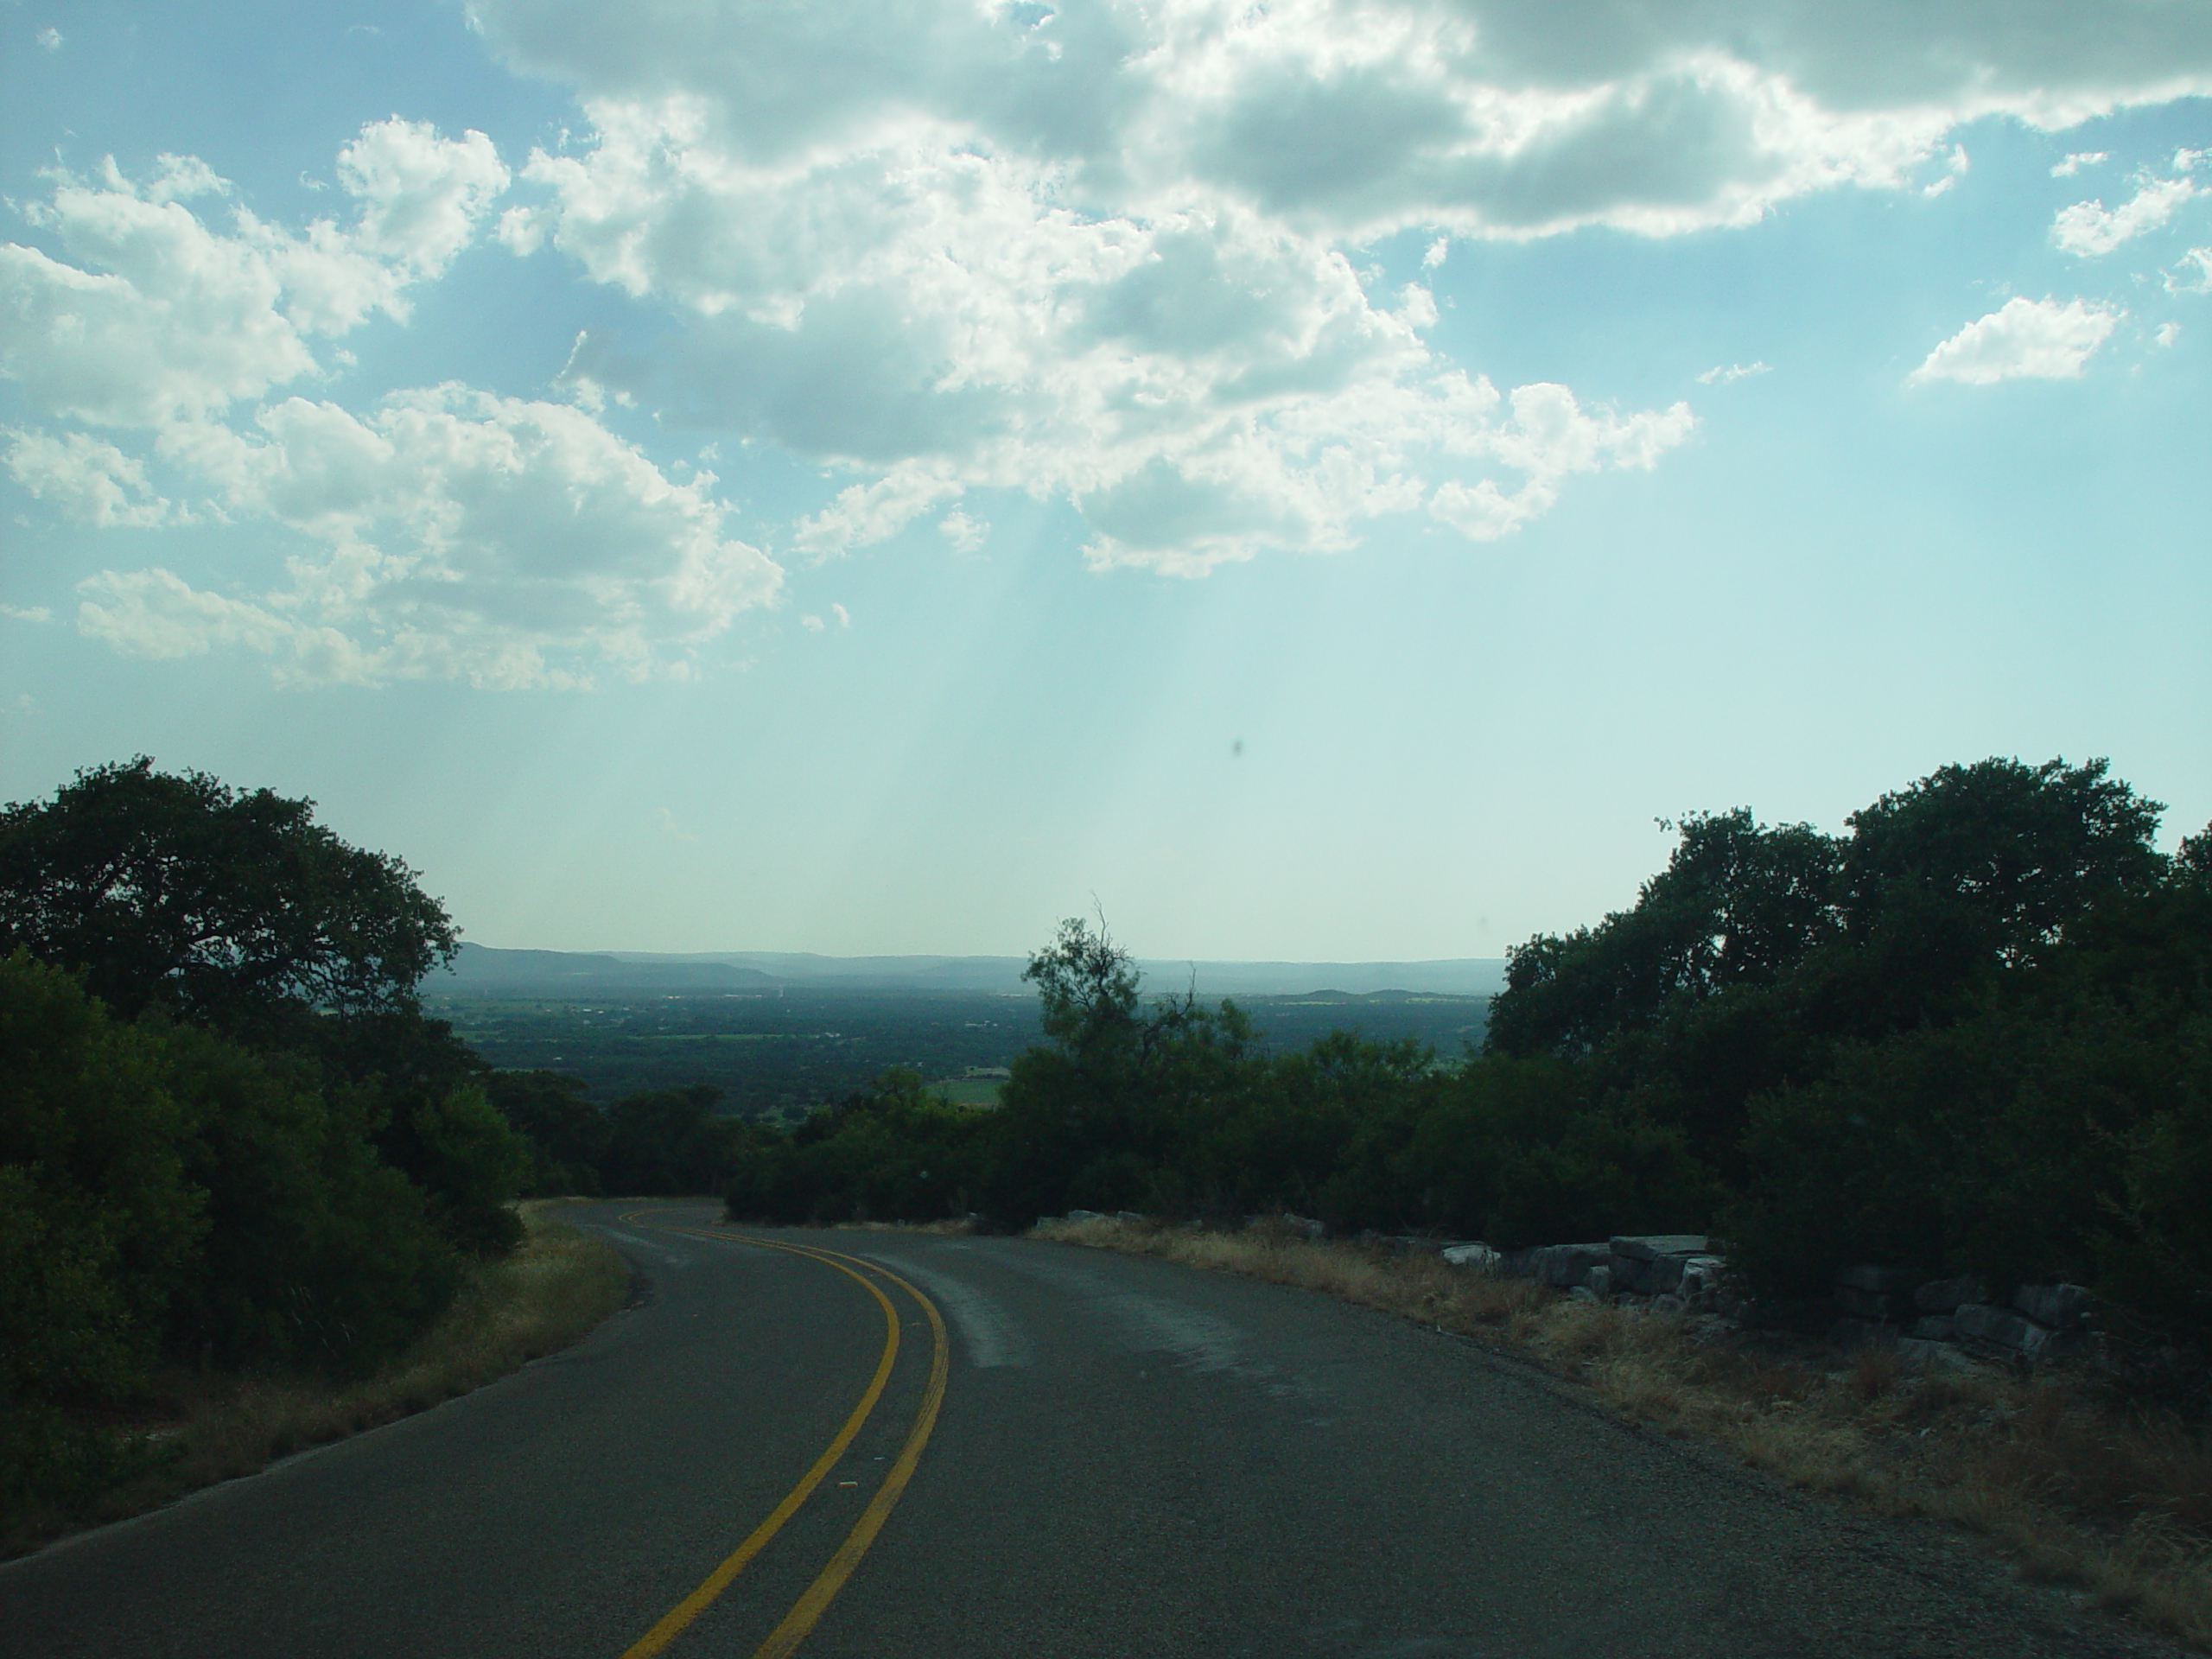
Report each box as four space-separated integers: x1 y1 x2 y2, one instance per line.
1 1203 2182 1658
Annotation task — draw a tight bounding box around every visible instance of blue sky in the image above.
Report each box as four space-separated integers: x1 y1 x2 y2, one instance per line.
4 1 2209 960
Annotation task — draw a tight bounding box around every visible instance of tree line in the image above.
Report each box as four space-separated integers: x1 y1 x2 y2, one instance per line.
718 757 2212 1344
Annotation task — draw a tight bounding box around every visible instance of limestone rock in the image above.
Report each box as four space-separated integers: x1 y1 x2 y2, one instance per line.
1610 1236 1713 1294
1610 1234 1709 1262
1441 1243 1501 1273
2012 1282 2094 1329
1675 1257 1727 1305
1530 1243 1614 1288
1954 1302 2075 1361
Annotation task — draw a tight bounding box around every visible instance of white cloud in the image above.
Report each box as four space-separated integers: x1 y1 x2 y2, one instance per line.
3 429 175 526
1426 382 1693 541
35 26 60 49
1923 145 1969 198
795 467 963 559
1697 360 1770 385
2052 174 2198 257
477 0 2212 243
938 508 988 552
800 613 824 632
83 386 781 687
469 0 2212 574
77 568 298 662
2052 151 2107 178
831 601 850 627
2 606 54 624
2170 247 2212 293
0 122 505 427
518 114 1687 572
2157 321 2182 346
1909 296 2121 385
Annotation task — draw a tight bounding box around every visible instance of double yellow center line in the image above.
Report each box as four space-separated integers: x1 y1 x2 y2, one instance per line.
612 1213 950 1659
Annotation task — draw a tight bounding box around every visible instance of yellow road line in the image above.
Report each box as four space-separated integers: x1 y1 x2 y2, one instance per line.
609 1212 953 1659
734 1243 951 1659
615 1229 901 1659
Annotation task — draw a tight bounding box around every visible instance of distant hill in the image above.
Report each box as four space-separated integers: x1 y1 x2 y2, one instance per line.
430 944 780 995
429 944 1506 1001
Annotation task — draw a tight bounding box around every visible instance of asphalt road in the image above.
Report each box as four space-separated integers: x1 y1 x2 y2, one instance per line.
1 1203 2184 1659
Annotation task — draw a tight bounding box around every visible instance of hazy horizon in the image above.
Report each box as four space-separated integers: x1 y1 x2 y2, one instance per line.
436 940 1510 998
6 4 2207 960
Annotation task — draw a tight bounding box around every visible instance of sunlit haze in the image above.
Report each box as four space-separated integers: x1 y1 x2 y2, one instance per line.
5 2 2208 961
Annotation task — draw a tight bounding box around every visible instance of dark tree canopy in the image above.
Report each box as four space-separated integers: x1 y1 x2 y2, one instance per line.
1488 756 2165 1062
0 759 458 1031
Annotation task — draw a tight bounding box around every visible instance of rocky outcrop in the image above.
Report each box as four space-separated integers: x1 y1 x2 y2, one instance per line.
1440 1243 1502 1272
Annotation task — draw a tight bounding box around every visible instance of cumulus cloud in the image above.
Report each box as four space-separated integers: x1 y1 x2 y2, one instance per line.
2052 173 2198 257
1909 296 2121 385
4 428 175 526
0 122 505 427
2053 151 2108 177
467 0 2212 573
2170 247 2212 293
1 121 787 686
516 108 1686 571
84 386 780 686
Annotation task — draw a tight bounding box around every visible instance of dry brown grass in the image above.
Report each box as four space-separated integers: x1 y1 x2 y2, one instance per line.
4 1202 629 1559
1037 1215 2212 1650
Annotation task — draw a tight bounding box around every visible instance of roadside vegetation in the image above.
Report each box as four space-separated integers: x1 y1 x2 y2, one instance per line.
722 756 2212 1354
0 761 624 1548
0 1201 626 1557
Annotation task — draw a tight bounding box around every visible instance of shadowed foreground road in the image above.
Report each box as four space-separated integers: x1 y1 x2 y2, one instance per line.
2 1203 2183 1659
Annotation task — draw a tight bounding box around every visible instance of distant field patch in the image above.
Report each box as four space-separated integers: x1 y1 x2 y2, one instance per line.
930 1077 1005 1108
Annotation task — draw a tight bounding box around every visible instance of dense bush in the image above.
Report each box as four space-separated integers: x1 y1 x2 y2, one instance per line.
0 955 470 1517
0 761 533 1526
